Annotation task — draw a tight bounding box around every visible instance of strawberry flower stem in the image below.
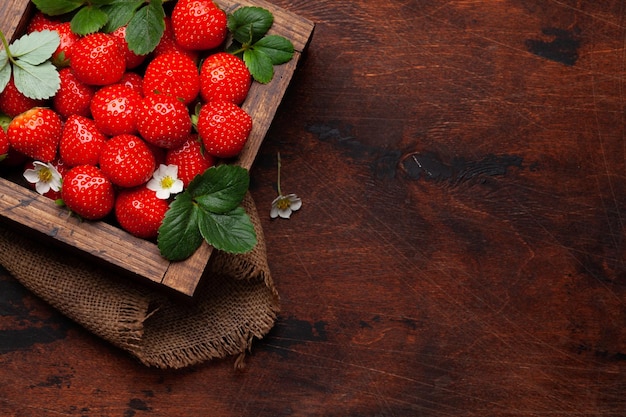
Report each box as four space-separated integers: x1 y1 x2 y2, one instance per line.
276 152 283 196
0 30 15 65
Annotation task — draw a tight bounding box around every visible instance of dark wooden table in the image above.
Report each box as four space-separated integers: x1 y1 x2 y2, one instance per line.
2 1 626 415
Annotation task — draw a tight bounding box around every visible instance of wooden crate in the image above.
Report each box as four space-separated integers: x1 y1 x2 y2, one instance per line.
0 0 314 296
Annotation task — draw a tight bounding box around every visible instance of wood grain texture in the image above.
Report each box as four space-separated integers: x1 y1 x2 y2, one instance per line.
2 0 626 415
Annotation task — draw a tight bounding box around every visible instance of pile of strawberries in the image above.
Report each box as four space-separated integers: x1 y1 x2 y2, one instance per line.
0 0 254 239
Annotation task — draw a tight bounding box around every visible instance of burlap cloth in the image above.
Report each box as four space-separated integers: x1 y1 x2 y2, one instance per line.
0 193 279 369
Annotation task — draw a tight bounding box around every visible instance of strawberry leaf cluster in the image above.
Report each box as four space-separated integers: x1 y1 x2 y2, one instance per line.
31 0 166 55
0 30 61 100
227 7 294 83
158 164 257 259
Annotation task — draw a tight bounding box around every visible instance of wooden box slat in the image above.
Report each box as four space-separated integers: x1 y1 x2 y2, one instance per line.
0 0 315 296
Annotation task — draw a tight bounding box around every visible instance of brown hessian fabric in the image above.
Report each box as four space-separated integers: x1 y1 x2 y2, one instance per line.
0 193 279 369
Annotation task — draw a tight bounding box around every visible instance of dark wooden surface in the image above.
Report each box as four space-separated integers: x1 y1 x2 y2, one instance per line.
2 0 626 415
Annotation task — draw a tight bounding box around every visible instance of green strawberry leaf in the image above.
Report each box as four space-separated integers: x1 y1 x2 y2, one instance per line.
157 192 204 261
197 207 257 254
125 0 165 55
187 165 250 214
12 60 61 100
9 30 60 65
243 48 274 84
0 30 60 99
0 52 10 93
31 0 84 16
101 0 144 32
71 5 110 35
157 165 257 260
228 6 273 44
253 35 294 65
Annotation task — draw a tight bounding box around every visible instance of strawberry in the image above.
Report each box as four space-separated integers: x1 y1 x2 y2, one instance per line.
200 52 251 105
99 134 155 187
26 12 57 33
165 134 215 187
52 67 96 119
0 78 47 118
70 33 126 86
115 186 170 239
61 164 115 220
7 107 62 162
0 126 9 160
51 22 80 67
145 141 167 166
110 25 147 69
172 0 227 51
136 93 191 149
196 100 252 158
116 72 144 97
59 115 107 167
153 16 199 62
26 14 78 67
90 84 142 136
142 52 200 105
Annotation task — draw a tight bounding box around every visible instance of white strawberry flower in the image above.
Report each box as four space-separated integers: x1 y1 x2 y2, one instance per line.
270 153 301 219
23 161 62 195
147 164 184 200
271 193 302 219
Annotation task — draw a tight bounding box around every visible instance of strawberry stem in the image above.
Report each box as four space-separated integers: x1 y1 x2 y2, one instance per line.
276 152 282 196
0 30 15 65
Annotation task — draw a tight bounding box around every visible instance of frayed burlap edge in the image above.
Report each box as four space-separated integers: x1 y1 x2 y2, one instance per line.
0 193 279 369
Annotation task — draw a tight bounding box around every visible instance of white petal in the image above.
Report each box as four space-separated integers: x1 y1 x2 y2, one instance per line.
278 208 292 219
170 179 184 194
146 178 161 191
164 164 179 177
270 206 279 218
23 169 40 184
156 189 171 200
290 199 302 212
35 181 51 195
49 177 62 192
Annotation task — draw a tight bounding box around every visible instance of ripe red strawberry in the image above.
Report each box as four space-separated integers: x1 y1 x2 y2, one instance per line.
172 0 227 51
90 84 142 136
110 25 146 69
27 12 57 33
196 100 252 158
61 164 115 220
0 126 9 160
99 134 155 187
26 14 78 67
59 115 107 167
116 72 144 97
142 52 200 105
51 22 80 67
136 93 191 149
7 107 62 162
0 78 46 118
153 16 199 62
200 52 251 105
115 186 170 239
165 134 215 187
70 33 126 86
52 67 96 119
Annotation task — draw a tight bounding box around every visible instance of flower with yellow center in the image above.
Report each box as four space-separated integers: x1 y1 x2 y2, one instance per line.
147 164 184 199
270 153 302 219
23 161 62 195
